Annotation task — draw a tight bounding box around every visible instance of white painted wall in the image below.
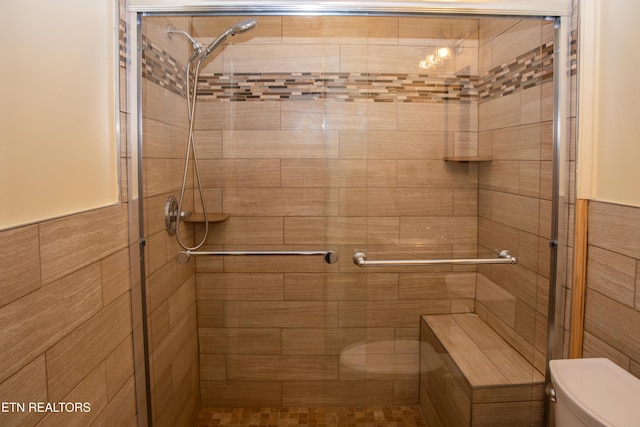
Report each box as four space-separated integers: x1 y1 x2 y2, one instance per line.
578 0 640 207
0 0 118 230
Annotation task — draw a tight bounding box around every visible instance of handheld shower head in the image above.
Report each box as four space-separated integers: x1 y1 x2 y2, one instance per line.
200 18 258 61
231 18 258 35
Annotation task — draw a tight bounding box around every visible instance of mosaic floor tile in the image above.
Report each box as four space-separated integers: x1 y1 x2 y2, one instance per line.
194 406 427 427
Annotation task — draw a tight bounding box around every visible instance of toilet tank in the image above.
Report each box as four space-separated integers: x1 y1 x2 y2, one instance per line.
549 358 640 427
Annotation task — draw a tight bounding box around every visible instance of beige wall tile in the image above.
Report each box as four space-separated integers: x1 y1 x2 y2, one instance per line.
101 248 131 307
197 273 284 301
590 201 640 259
90 377 137 427
521 86 541 124
476 275 517 328
223 188 339 216
400 17 478 43
200 159 281 188
490 124 541 160
398 160 478 189
365 272 399 301
520 161 542 198
0 356 47 427
0 225 41 308
339 188 368 217
454 189 478 217
401 217 477 245
168 277 196 328
39 362 108 427
227 355 338 381
207 217 284 245
282 102 398 131
199 354 226 381
490 19 541 69
281 159 367 188
284 216 367 245
585 289 640 363
199 328 281 354
223 130 339 159
148 261 180 313
39 204 128 285
399 272 476 300
46 293 132 402
192 16 281 42
449 132 479 158
399 102 478 133
195 102 281 131
284 16 398 46
367 218 400 245
105 335 135 401
285 272 365 301
368 160 397 188
197 299 224 328
587 245 636 307
472 401 532 427
0 263 102 384
340 45 435 74
150 301 170 351
201 381 281 407
366 300 450 328
225 301 337 328
223 44 340 73
142 118 187 159
366 131 445 160
479 161 520 194
220 254 336 274
484 191 540 233
170 331 199 388
152 304 198 383
194 130 223 159
479 93 521 131
368 188 453 217
282 381 369 406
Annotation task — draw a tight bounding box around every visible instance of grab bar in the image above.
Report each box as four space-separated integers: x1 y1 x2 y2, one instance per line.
352 250 516 268
177 249 338 265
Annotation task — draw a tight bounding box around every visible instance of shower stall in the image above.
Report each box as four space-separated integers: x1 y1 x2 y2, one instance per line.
126 1 573 426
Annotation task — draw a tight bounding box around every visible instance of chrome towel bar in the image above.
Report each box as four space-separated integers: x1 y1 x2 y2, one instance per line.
177 250 338 265
352 250 516 268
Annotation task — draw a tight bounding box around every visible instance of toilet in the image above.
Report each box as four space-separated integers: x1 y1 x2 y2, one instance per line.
549 358 640 426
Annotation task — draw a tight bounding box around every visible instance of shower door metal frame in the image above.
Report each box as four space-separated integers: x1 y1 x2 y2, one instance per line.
125 2 573 426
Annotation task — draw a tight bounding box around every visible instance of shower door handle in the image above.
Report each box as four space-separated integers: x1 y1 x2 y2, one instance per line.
352 250 516 268
177 249 338 265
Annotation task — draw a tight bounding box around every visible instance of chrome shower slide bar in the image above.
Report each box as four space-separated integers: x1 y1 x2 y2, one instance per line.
352 250 516 268
177 249 338 264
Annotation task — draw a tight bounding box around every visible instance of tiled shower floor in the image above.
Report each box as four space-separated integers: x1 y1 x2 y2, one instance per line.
194 406 427 426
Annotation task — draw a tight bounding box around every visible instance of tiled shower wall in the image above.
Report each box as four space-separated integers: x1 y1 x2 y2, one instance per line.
143 16 201 427
475 19 556 375
185 15 481 407
140 11 570 413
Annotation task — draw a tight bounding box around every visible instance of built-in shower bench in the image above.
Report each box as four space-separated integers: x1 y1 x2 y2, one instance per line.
420 314 545 426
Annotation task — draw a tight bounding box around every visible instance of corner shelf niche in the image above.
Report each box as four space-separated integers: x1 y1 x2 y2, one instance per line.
443 156 493 163
183 213 230 223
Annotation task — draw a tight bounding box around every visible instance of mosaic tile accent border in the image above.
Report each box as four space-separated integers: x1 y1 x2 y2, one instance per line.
141 36 563 104
196 72 477 103
477 41 554 102
142 36 189 95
